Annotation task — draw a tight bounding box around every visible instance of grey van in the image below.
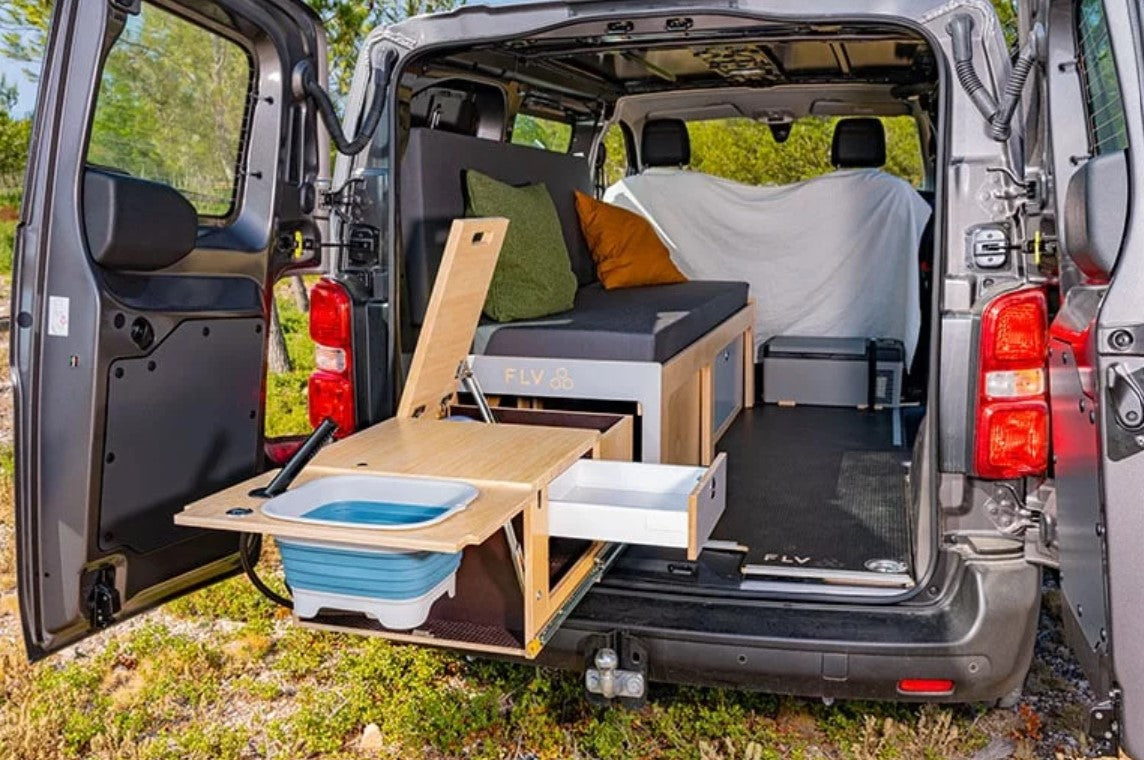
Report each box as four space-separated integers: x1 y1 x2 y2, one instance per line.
11 0 1144 754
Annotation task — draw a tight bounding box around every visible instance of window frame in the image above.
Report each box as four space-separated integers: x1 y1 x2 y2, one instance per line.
84 0 258 225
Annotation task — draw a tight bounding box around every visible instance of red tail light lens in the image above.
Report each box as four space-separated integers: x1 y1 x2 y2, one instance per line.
982 293 1048 366
897 678 955 695
310 278 354 347
976 402 1050 478
974 288 1049 479
307 278 355 437
308 371 355 434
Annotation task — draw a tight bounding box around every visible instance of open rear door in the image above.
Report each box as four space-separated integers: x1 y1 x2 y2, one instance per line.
1042 0 1144 752
14 0 327 658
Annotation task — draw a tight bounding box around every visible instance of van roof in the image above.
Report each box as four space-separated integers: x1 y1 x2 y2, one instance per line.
378 0 1003 50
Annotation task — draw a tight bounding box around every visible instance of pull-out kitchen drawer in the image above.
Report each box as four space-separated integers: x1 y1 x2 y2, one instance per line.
546 453 727 560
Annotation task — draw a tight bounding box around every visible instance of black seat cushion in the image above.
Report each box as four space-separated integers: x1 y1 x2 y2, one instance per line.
474 281 749 362
400 128 596 326
831 118 886 168
641 119 691 167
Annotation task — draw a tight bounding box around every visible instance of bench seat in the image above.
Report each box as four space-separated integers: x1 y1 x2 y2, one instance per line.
474 281 749 362
400 127 754 464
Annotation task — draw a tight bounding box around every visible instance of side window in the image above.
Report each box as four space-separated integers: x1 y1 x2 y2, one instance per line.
510 113 572 152
600 123 632 186
87 2 253 218
1076 0 1129 154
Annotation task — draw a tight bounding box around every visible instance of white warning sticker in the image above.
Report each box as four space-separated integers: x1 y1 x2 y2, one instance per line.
48 296 70 337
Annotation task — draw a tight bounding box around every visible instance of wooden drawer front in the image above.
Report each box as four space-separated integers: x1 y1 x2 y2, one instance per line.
546 453 727 560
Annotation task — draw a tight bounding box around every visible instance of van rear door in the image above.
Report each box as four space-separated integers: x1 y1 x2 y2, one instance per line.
1041 0 1144 751
14 0 326 658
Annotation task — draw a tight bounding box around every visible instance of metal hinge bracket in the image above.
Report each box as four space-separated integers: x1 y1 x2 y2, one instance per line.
1088 691 1121 750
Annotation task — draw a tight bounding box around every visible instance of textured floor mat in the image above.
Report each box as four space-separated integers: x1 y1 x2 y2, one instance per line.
710 406 914 573
833 451 912 570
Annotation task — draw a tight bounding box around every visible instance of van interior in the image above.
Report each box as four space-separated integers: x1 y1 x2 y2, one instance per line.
381 19 941 596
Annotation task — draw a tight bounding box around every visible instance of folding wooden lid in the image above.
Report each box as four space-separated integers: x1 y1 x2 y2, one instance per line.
397 217 508 419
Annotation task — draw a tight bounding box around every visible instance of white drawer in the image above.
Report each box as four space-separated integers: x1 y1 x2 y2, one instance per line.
547 453 727 560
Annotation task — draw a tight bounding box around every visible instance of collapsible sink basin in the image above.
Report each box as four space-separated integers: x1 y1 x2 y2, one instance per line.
262 475 478 628
260 474 478 530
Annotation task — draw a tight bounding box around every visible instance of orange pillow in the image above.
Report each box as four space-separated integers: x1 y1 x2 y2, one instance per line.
574 191 687 290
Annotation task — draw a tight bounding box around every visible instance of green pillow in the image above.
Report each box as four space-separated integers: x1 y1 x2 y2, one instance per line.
464 170 578 322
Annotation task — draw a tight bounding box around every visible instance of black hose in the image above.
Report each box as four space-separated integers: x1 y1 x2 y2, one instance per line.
948 14 1045 144
948 15 999 122
240 533 294 610
990 39 1039 141
297 49 397 156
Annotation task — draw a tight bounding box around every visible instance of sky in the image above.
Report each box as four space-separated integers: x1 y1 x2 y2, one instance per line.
1 39 40 117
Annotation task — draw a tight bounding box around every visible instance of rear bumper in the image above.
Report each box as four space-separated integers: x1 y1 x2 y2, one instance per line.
539 553 1040 703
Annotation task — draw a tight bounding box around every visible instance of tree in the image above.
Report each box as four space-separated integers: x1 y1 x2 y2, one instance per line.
2 1 461 99
0 75 31 177
0 0 51 82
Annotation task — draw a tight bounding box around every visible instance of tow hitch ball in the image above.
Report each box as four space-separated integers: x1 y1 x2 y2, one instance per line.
585 648 646 700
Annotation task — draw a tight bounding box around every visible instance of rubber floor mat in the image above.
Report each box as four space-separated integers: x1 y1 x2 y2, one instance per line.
710 406 914 573
832 451 912 571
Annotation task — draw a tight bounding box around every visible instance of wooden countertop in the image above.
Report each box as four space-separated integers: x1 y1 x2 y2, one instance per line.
175 417 598 552
308 417 598 490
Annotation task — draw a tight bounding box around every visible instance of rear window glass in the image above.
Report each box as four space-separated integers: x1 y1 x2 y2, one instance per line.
86 2 253 217
686 116 924 187
1076 0 1129 155
601 123 632 186
510 114 572 152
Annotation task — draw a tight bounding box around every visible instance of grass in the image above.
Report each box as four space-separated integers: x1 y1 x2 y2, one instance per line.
265 278 316 438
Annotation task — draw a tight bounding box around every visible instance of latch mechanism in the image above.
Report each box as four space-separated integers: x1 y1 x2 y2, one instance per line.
969 226 1011 269
85 565 121 629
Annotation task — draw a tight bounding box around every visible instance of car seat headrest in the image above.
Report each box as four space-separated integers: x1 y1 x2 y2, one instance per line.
641 119 690 168
831 118 886 168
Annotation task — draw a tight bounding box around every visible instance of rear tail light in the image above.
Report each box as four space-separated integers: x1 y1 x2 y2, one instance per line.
308 278 355 436
974 288 1049 479
897 678 955 695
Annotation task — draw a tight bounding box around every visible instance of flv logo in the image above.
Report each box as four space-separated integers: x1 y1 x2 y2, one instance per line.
502 367 574 391
761 553 812 566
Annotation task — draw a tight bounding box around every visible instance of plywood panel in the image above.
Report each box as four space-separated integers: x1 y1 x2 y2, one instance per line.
663 370 702 465
398 217 509 419
309 417 597 490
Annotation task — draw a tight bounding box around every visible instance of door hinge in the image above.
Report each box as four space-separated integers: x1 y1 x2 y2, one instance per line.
85 565 121 629
1089 690 1121 750
984 483 1041 536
